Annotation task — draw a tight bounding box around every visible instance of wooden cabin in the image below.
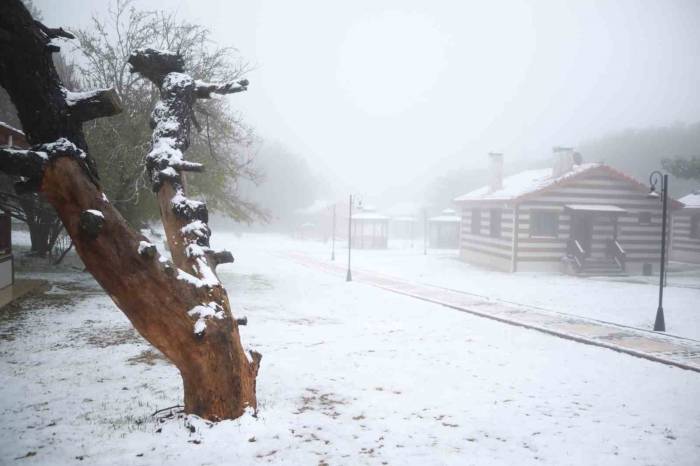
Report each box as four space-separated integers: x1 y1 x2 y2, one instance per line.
351 206 389 249
0 121 21 289
670 190 700 263
0 121 28 147
428 208 461 249
0 213 12 290
454 149 680 275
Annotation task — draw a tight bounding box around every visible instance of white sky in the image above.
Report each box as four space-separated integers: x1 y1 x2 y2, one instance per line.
37 0 700 197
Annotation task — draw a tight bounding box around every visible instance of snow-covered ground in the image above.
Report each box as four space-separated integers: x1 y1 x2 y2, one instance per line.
1 233 699 465
295 238 700 340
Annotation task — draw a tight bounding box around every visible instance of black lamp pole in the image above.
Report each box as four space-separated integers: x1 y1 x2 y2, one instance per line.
649 171 668 332
346 194 353 282
331 203 336 261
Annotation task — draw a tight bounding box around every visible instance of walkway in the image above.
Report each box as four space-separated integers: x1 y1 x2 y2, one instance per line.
289 252 700 373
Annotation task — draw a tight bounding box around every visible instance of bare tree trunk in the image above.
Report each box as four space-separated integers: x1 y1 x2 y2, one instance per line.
0 0 260 421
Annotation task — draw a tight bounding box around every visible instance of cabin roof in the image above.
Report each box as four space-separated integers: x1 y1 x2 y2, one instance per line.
352 212 389 221
679 191 700 209
429 208 461 223
564 204 627 214
0 121 24 136
454 163 600 202
453 163 683 208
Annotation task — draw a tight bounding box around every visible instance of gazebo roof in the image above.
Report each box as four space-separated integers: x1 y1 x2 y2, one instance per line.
352 211 389 221
429 208 460 223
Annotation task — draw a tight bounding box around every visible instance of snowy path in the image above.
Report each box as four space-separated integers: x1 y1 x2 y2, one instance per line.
1 233 699 465
288 252 700 373
295 240 700 340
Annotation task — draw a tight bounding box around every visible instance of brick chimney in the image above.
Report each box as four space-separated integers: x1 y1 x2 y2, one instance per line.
488 152 504 192
552 146 577 178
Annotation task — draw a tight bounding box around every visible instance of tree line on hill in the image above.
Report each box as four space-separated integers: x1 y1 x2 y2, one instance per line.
426 122 700 209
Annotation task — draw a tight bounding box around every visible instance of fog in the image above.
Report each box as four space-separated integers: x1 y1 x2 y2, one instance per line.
37 0 700 200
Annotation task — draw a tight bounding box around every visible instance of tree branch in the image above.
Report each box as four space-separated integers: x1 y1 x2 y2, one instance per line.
195 79 249 99
65 87 122 122
127 48 184 86
34 20 75 40
0 147 47 178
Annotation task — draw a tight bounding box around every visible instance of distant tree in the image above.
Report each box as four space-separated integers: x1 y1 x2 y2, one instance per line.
425 167 486 211
578 122 700 195
73 0 261 227
662 156 700 182
242 142 327 227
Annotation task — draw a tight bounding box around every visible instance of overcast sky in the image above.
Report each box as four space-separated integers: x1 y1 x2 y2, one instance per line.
36 0 700 197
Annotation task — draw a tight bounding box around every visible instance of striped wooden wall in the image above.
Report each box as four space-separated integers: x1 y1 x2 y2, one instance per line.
457 168 668 273
458 206 514 271
670 211 700 263
517 173 666 271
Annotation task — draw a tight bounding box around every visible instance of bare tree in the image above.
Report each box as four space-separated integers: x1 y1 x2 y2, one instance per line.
73 0 262 226
0 0 260 421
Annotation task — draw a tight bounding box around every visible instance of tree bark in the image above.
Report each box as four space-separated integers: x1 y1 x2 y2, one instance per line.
0 0 260 421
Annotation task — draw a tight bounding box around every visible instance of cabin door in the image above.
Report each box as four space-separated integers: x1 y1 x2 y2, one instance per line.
571 213 593 256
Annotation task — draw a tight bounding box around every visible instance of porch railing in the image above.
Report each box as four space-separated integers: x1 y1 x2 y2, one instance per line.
566 239 586 271
607 239 626 271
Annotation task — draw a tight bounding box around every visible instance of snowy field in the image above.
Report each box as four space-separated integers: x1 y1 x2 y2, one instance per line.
1 233 699 465
297 238 700 341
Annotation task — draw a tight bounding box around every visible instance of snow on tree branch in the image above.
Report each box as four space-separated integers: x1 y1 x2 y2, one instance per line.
34 20 75 40
0 138 88 185
194 79 249 99
63 87 122 122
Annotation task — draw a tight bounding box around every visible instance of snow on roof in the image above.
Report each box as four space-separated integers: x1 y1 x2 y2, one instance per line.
454 163 601 202
565 204 626 213
429 208 461 223
679 190 700 208
392 216 417 222
353 212 389 220
0 121 24 136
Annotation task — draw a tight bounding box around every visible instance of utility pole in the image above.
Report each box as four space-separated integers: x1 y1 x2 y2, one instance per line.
346 194 353 282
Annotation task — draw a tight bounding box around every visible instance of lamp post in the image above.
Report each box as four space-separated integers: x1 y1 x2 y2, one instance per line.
423 208 428 255
331 203 336 261
648 171 668 332
346 194 353 282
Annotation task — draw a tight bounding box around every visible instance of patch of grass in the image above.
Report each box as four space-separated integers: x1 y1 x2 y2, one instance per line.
127 349 170 366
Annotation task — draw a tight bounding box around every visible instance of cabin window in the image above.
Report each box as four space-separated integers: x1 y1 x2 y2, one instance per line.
638 211 652 225
471 208 481 235
691 214 700 239
489 209 502 237
530 210 559 237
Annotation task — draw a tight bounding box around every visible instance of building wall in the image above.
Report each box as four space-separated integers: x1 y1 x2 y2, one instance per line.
458 168 668 274
458 206 513 271
670 210 700 263
515 172 666 273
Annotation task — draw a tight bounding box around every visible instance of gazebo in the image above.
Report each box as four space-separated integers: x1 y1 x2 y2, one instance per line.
390 215 417 245
428 208 461 249
351 206 389 249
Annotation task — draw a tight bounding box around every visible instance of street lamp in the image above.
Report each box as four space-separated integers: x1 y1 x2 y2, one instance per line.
345 195 363 281
423 207 428 255
331 203 336 261
346 194 353 282
648 171 668 332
